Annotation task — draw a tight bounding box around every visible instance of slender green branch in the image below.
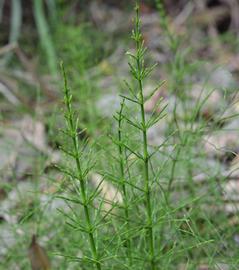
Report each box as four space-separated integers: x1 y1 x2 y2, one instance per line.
34 0 57 76
61 63 102 270
116 99 133 266
3 0 22 64
132 4 156 269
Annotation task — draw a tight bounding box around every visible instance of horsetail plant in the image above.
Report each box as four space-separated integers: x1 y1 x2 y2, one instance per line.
113 98 133 267
59 3 167 269
120 3 167 269
60 62 102 270
131 6 156 270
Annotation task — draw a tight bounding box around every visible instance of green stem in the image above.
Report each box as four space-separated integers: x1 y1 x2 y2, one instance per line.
140 96 155 270
62 64 101 270
3 0 22 64
117 100 133 266
34 0 57 76
134 6 155 269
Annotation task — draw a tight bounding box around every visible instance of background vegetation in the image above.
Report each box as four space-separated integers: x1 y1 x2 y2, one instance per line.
0 0 239 269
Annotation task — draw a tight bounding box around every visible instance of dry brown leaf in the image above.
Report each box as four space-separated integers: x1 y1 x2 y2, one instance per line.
28 235 51 270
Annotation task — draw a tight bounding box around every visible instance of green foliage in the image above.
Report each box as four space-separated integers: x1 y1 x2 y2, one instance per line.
61 63 102 269
1 1 238 270
33 0 57 76
56 2 238 269
58 3 194 270
3 0 22 64
55 23 107 70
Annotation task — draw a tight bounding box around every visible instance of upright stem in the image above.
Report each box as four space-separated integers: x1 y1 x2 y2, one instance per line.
140 100 155 270
117 101 133 266
134 6 155 269
33 0 57 76
62 64 101 270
